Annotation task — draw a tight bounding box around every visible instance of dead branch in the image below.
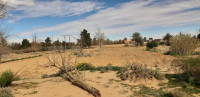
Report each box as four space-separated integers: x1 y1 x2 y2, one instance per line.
47 49 101 97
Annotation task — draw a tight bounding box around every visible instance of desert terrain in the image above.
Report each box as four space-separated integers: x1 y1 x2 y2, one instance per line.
0 44 175 97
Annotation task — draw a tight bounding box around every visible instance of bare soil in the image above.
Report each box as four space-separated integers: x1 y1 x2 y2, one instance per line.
0 44 174 97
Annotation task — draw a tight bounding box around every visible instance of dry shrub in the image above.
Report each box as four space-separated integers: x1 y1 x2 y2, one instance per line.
171 56 200 87
163 89 193 97
170 33 199 55
0 87 13 97
118 63 164 81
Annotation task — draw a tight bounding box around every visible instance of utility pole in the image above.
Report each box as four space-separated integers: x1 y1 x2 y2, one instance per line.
62 35 71 51
66 35 70 49
51 35 55 47
62 35 67 52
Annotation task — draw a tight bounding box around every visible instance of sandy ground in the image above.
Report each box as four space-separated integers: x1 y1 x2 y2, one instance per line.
0 44 174 97
79 45 173 66
11 71 167 97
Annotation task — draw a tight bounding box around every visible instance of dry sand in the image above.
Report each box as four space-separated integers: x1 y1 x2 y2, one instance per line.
0 44 174 97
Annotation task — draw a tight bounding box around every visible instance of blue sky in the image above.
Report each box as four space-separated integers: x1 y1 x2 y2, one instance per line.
1 0 200 43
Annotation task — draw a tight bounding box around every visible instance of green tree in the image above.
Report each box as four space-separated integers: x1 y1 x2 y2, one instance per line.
146 41 158 49
45 37 51 47
21 39 31 49
123 37 127 43
80 29 92 48
132 32 143 46
105 39 110 45
124 37 127 41
143 37 147 42
53 40 60 46
163 33 173 46
197 30 200 41
11 43 21 50
92 37 97 45
149 37 153 41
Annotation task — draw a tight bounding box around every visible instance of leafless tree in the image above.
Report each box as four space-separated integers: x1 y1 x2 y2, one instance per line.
32 34 37 42
95 27 105 51
0 28 10 62
46 49 101 97
0 1 9 63
31 34 39 51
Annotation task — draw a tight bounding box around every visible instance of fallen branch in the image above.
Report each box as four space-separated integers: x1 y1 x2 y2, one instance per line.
61 72 101 97
47 49 101 97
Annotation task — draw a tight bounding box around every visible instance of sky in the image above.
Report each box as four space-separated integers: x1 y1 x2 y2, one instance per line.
1 0 200 43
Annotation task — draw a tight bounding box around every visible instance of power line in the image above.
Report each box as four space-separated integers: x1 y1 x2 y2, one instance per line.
62 35 71 51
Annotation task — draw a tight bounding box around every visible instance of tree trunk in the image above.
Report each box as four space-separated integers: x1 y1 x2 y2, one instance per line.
61 70 101 97
0 53 1 63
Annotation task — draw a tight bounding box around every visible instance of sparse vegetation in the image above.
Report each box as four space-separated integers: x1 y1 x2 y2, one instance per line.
95 64 121 73
117 63 164 81
127 84 193 97
171 56 200 87
1 0 200 96
1 55 42 63
159 42 165 45
30 91 38 95
161 89 193 97
124 44 129 47
0 87 13 97
76 62 95 71
163 74 200 95
41 74 49 78
76 62 121 72
132 85 163 97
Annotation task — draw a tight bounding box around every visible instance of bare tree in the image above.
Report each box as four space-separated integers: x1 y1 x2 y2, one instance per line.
0 1 9 63
32 34 37 42
46 49 101 97
31 34 39 51
95 27 105 51
0 28 10 63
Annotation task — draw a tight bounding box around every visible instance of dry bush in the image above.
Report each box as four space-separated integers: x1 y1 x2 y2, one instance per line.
163 89 193 97
170 33 199 55
171 56 200 87
0 87 13 97
118 62 164 81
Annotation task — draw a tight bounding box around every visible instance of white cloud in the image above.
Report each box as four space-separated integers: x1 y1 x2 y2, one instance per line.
17 0 200 41
3 0 35 7
4 0 103 22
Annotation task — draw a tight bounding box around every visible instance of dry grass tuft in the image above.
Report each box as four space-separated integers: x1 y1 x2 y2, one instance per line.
118 62 164 81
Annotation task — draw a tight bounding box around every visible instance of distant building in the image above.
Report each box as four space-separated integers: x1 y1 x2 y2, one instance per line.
154 39 165 42
125 40 133 44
